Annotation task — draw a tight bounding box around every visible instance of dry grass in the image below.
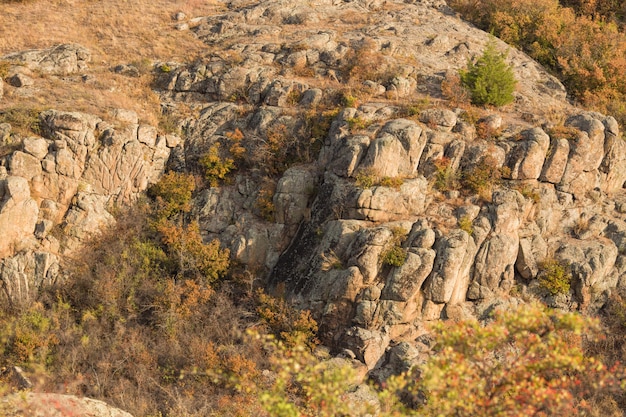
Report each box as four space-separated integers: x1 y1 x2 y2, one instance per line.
0 0 221 61
0 0 223 124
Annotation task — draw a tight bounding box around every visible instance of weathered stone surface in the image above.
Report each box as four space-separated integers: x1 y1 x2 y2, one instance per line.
2 44 91 75
515 238 538 280
137 125 157 148
23 137 50 160
468 190 523 300
423 229 473 304
82 129 169 202
419 108 457 132
1 392 133 417
9 151 42 180
195 187 241 234
341 327 390 370
507 127 550 180
382 248 436 302
540 137 569 184
359 119 425 178
599 116 626 194
40 110 100 148
555 238 618 306
61 193 115 253
274 166 316 225
0 250 58 305
344 384 380 415
327 135 370 177
229 220 285 268
557 113 606 197
346 227 393 284
353 178 429 223
0 177 38 258
7 73 34 88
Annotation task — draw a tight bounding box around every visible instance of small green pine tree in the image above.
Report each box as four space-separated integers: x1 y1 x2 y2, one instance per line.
460 39 517 106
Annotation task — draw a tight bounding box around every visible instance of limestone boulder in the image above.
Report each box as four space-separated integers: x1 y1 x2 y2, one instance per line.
346 227 393 284
40 110 100 146
353 178 429 223
359 119 425 178
507 127 550 180
341 327 390 370
60 193 115 253
194 187 242 234
599 116 626 194
2 44 91 75
555 238 618 306
419 108 457 132
0 177 39 258
274 166 316 225
540 137 569 184
82 128 170 202
327 135 370 177
558 113 606 197
382 248 436 302
7 73 34 88
23 137 50 160
9 151 42 180
468 190 524 300
423 229 474 304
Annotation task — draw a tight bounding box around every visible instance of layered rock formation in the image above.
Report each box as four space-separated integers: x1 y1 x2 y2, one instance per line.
2 0 626 389
0 46 177 305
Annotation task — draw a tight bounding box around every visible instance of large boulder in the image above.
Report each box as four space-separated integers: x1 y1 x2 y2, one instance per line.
359 119 425 178
0 176 39 258
2 44 91 75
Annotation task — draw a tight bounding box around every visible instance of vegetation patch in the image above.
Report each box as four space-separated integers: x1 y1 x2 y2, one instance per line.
433 156 459 192
355 168 404 189
461 155 508 198
381 227 408 267
547 124 580 141
200 142 236 187
255 178 277 222
449 0 626 126
460 38 517 107
538 258 572 296
458 215 474 235
0 107 41 136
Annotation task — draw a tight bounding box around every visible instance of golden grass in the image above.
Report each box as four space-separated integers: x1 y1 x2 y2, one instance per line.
0 0 222 61
0 0 224 125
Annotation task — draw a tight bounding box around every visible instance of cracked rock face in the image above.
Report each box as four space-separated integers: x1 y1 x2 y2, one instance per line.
2 0 626 382
0 106 177 306
2 44 91 75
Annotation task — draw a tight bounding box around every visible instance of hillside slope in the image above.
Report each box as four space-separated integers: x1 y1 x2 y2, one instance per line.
1 0 626 414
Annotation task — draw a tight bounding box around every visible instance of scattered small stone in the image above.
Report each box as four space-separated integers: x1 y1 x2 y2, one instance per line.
7 73 34 88
175 23 190 31
173 11 186 21
112 64 140 77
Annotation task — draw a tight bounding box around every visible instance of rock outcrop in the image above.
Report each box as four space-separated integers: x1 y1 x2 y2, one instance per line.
1 392 133 417
2 0 626 386
0 103 177 305
149 0 626 361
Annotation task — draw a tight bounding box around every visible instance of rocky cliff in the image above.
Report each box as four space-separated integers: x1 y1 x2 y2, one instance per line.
2 0 626 391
